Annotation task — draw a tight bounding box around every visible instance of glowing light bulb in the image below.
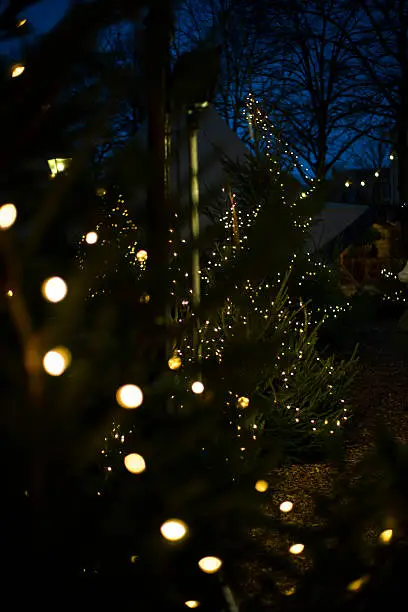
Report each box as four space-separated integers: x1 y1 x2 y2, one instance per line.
237 396 250 409
360 180 366 187
124 453 146 474
389 154 394 160
191 381 204 394
0 203 17 229
116 384 143 409
6 289 13 297
43 347 71 376
11 64 25 78
255 480 268 492
280 500 293 513
168 355 182 370
160 519 188 542
378 528 393 544
198 556 222 574
185 602 200 609
41 277 67 303
85 231 98 244
375 171 379 177
347 575 369 592
345 181 350 188
136 249 148 263
96 187 106 196
56 161 65 172
17 18 27 27
289 543 304 555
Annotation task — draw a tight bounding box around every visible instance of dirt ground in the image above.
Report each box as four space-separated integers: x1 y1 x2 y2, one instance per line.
243 312 408 605
269 312 408 525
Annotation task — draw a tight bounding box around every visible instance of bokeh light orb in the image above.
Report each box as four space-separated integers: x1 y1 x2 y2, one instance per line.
237 396 250 409
136 249 148 263
43 347 71 376
168 355 182 370
41 277 67 303
191 381 204 394
379 528 393 544
85 231 98 244
11 64 25 78
198 556 222 574
160 519 188 542
116 384 143 409
280 501 293 513
124 453 146 474
289 543 304 555
255 480 269 493
0 203 17 229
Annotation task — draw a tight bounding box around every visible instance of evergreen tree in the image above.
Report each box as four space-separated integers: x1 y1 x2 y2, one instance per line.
0 3 372 611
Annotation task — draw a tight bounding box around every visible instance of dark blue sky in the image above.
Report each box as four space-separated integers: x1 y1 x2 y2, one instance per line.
24 0 69 32
0 0 69 55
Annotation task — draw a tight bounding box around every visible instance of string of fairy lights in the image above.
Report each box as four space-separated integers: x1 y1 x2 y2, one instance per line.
90 139 352 480
0 189 396 601
1 22 401 607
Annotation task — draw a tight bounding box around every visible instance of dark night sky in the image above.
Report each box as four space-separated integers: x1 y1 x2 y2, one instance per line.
24 0 69 31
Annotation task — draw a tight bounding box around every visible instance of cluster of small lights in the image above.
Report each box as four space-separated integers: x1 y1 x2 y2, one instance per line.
83 123 356 599
381 267 408 304
246 93 317 190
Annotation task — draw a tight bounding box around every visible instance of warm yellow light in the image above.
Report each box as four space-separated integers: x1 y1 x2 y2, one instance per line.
185 602 200 609
301 192 307 198
360 180 366 187
283 586 296 596
345 181 350 188
47 158 71 175
41 277 67 303
191 381 204 394
96 187 107 197
375 171 379 177
168 355 182 370
139 293 150 304
289 543 304 555
124 453 146 474
6 289 13 297
85 231 98 244
43 347 71 376
17 18 27 27
11 64 25 78
116 384 143 409
255 480 269 493
280 500 293 513
198 556 222 574
160 519 188 542
389 154 394 160
347 575 369 592
237 396 250 409
0 203 17 229
136 249 148 263
378 528 393 544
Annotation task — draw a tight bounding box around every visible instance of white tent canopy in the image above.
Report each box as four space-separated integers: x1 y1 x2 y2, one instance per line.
138 105 371 249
